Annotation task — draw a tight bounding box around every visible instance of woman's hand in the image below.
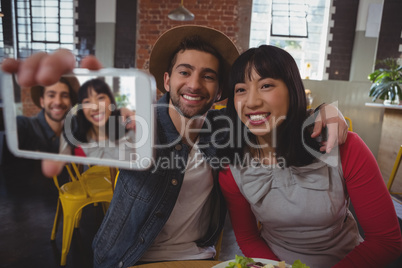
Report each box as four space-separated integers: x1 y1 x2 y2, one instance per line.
120 107 136 130
42 160 66 178
311 103 348 153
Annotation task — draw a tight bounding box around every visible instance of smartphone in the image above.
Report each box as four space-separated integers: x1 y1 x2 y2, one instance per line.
0 68 156 170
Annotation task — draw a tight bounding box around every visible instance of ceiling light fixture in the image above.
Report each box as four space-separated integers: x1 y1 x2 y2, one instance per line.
168 0 194 21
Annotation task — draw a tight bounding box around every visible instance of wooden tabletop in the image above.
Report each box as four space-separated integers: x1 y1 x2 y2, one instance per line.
131 260 222 267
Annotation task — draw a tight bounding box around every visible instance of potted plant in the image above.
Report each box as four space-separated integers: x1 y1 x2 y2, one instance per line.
368 58 402 105
114 93 130 108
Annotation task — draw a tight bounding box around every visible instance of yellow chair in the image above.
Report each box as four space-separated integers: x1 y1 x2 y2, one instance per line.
344 116 353 132
387 145 402 195
214 230 224 260
51 164 114 266
114 170 120 189
214 104 226 110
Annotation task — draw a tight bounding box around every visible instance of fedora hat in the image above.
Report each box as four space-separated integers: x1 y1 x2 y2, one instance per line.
30 76 80 108
149 25 239 101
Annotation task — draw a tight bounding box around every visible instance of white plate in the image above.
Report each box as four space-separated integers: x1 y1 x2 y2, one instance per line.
212 258 289 268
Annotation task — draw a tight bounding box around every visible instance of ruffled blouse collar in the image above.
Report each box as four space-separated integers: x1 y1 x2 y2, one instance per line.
230 160 330 205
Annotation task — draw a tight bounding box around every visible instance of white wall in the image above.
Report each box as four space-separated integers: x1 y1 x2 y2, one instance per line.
350 0 384 82
95 0 116 67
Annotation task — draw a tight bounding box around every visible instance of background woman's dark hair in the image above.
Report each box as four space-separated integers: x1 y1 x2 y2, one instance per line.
65 78 126 146
225 45 321 167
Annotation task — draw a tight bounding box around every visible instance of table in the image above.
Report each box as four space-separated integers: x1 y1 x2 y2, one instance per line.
131 260 222 268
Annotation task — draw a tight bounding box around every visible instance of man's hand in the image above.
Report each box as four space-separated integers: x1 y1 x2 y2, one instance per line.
2 49 103 178
1 49 102 87
311 103 348 153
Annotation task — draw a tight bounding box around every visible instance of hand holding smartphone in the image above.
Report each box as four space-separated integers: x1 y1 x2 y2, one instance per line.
0 68 156 170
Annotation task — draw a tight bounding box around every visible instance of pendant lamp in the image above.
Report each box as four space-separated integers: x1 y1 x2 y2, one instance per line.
168 0 195 21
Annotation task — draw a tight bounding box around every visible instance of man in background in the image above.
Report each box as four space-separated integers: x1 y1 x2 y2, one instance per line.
17 76 79 153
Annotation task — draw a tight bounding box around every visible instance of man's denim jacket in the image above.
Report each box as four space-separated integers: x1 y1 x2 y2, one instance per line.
93 93 228 268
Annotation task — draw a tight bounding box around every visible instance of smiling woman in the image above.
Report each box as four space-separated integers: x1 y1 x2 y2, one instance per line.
81 81 113 132
59 78 135 160
219 45 402 268
234 73 289 140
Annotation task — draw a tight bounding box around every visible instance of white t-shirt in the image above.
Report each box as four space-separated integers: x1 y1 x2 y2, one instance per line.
139 142 216 261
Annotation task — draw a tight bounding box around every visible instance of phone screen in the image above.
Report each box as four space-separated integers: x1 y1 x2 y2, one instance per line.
0 68 156 170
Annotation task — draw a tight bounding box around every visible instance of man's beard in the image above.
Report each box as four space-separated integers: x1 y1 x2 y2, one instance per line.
44 106 68 122
169 90 215 119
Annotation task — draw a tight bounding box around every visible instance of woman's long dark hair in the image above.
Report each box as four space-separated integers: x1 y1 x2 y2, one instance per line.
225 45 321 167
65 78 125 146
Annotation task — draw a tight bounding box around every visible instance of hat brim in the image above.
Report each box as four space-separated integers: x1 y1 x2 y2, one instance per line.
149 25 239 101
30 76 80 109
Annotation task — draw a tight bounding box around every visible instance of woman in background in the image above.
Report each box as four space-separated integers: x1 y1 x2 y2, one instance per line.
60 78 135 159
219 45 402 267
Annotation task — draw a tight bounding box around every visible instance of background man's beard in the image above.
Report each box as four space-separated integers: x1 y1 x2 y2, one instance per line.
45 110 67 122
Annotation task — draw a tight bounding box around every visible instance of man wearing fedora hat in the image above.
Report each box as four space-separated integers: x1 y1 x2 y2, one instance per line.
2 25 348 267
17 76 79 153
90 25 242 267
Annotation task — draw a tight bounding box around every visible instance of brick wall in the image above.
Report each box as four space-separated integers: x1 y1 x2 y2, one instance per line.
132 0 242 98
21 87 40 116
375 0 402 66
326 0 359 81
136 0 241 71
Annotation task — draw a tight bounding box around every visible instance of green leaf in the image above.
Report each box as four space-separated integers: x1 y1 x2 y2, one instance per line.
114 93 130 108
225 255 255 268
368 58 402 102
292 259 310 268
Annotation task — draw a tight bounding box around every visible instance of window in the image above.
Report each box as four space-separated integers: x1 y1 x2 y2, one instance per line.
250 0 331 80
271 0 308 38
15 0 75 59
